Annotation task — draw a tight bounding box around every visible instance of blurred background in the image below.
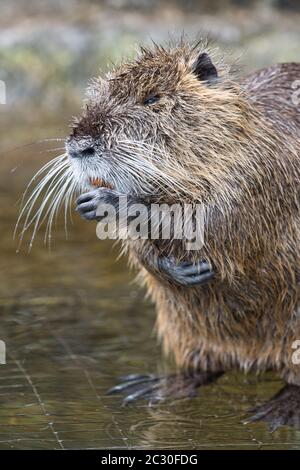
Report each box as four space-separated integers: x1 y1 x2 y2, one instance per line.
1 0 300 180
0 0 299 450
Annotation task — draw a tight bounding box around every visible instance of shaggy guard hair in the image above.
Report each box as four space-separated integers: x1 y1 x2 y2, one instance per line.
17 42 300 384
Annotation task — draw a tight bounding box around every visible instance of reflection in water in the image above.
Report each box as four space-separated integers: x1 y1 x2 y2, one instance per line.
1 142 300 449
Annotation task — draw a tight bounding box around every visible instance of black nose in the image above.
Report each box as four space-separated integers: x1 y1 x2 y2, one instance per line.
69 146 95 159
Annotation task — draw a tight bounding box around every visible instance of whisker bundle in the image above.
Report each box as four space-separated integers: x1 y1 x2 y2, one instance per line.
15 152 76 251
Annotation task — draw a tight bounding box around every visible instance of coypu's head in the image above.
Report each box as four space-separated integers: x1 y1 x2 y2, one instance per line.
16 42 262 248
66 43 251 202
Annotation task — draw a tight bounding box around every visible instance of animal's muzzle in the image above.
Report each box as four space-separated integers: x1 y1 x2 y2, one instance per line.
69 146 96 159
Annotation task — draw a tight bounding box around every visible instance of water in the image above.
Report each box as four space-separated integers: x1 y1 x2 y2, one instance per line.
1 140 300 450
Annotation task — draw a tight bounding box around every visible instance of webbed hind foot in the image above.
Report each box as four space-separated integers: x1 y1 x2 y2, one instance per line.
245 384 300 431
107 371 223 406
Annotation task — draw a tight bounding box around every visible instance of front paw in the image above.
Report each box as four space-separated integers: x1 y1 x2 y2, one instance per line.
76 188 121 221
157 256 214 287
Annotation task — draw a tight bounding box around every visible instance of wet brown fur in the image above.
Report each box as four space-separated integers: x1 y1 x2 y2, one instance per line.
72 42 300 385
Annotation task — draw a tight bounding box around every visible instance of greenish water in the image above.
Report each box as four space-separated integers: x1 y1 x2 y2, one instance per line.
1 142 300 449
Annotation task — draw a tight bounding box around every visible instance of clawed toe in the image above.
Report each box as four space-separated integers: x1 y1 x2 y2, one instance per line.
157 257 214 287
107 374 159 395
76 198 99 220
107 374 162 405
122 383 161 405
245 385 300 431
119 373 157 382
107 371 223 406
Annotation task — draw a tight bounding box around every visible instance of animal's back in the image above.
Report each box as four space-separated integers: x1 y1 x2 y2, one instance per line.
151 62 300 375
242 62 300 138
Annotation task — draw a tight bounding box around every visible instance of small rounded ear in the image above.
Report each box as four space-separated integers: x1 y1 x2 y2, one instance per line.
192 52 218 83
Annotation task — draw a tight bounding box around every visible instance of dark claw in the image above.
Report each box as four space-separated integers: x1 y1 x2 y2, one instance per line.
76 191 97 204
158 257 214 287
76 201 97 212
177 261 210 274
185 271 215 285
107 374 158 395
76 190 100 221
122 384 160 406
76 197 98 220
107 371 223 405
119 373 156 382
245 384 300 431
76 188 121 221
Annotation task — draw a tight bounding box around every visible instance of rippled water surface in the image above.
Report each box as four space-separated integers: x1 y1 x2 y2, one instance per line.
1 138 300 450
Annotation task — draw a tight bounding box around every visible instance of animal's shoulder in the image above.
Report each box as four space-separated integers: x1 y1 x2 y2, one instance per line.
241 63 300 137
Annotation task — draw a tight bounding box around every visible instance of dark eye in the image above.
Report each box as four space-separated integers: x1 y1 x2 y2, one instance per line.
143 94 160 105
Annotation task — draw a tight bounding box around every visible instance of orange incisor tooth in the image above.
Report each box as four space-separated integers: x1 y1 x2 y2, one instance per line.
89 177 113 189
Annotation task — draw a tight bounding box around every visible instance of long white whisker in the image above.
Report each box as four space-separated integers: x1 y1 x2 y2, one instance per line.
62 178 77 240
15 153 67 225
25 171 74 242
15 159 69 240
15 150 75 250
44 170 75 244
45 147 65 153
22 169 71 247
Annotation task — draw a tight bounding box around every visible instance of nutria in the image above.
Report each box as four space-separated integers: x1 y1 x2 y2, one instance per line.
19 40 300 430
